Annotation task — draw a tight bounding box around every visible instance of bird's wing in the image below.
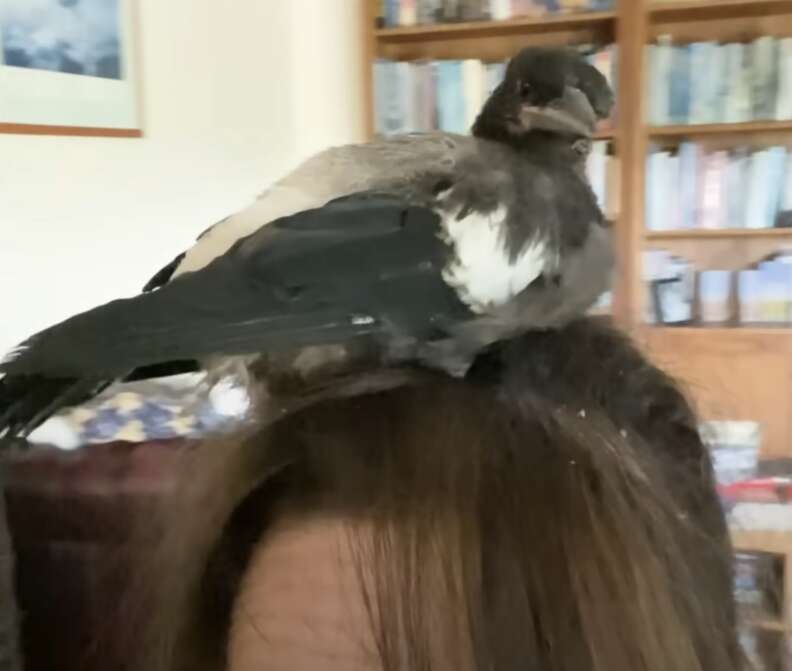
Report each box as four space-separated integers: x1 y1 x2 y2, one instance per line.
144 133 470 287
2 194 470 385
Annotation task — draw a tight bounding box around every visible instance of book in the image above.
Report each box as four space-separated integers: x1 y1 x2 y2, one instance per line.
400 0 418 25
490 0 512 19
745 149 771 228
442 0 461 21
463 59 487 130
764 146 788 227
417 0 444 23
460 0 489 20
724 43 751 124
725 150 749 229
775 37 792 120
677 142 699 229
586 141 608 210
751 36 779 120
435 60 466 133
384 0 400 26
698 151 728 229
688 41 716 124
649 38 672 125
373 60 403 135
668 45 691 125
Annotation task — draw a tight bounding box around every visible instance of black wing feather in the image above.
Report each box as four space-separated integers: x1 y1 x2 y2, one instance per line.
142 252 185 292
0 194 468 436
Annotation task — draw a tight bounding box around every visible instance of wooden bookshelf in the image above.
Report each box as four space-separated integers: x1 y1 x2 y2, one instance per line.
647 229 792 239
375 10 616 40
649 120 792 138
360 0 792 459
650 0 792 22
731 530 792 639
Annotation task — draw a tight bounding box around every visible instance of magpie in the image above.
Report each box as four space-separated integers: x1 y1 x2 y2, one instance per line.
1 47 615 437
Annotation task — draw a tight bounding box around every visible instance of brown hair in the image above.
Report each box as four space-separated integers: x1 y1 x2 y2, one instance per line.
123 318 741 671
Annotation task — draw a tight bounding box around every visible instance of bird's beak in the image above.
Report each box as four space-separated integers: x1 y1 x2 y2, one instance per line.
519 85 597 137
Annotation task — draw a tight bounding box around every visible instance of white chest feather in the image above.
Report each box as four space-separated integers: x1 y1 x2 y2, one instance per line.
439 205 550 313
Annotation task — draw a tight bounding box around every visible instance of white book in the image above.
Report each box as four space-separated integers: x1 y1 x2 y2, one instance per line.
400 0 417 26
586 141 608 210
489 0 511 20
776 38 792 120
666 154 680 229
462 59 486 131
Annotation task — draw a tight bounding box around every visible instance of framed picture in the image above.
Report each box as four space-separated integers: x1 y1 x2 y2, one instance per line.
0 0 141 137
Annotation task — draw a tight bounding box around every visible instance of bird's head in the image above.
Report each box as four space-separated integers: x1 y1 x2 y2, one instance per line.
472 47 614 145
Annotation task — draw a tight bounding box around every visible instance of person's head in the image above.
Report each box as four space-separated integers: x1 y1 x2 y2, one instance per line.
125 319 741 671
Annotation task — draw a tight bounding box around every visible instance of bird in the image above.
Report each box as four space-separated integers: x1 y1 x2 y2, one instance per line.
0 46 615 438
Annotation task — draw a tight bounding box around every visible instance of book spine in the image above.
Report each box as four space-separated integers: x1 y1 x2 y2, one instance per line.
765 146 788 227
385 0 401 26
586 141 608 210
490 0 512 19
650 38 672 125
775 38 792 120
400 0 417 25
752 36 779 120
688 42 712 124
668 45 690 125
677 142 698 229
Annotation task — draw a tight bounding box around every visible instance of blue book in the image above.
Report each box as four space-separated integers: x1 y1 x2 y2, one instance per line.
668 45 691 124
385 0 401 26
435 60 465 133
677 142 698 229
765 146 788 227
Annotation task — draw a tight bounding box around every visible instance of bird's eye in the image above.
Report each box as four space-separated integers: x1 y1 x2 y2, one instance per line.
519 81 532 98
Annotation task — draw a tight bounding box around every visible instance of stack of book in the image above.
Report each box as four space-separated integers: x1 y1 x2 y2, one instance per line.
379 0 614 27
646 36 792 125
373 45 617 135
645 143 792 231
644 250 792 325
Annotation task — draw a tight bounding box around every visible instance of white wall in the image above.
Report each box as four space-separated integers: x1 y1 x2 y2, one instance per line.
0 0 364 354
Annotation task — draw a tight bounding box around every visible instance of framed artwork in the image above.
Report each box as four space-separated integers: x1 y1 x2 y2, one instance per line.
0 0 141 137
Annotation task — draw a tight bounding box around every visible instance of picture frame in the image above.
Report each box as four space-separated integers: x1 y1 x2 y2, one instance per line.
0 0 142 137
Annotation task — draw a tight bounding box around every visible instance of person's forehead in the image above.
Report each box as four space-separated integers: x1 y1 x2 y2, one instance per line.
228 516 380 671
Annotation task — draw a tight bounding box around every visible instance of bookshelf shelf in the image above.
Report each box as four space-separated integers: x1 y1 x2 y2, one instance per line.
745 618 792 632
648 120 792 138
374 11 617 41
646 228 792 240
650 0 792 22
648 326 792 337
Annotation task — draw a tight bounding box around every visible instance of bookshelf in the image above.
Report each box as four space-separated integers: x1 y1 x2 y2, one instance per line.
361 0 792 459
731 530 792 644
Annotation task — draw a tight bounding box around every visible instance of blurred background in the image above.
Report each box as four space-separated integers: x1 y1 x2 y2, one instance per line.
1 0 792 669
